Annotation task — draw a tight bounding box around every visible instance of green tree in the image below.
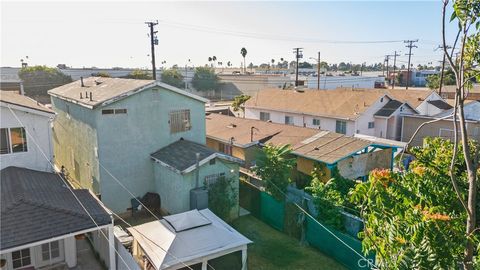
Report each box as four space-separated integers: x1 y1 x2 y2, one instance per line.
307 167 356 230
240 47 247 73
232 94 250 111
191 66 219 91
124 69 152 80
207 176 237 221
18 65 72 104
160 68 184 88
253 144 295 200
426 70 456 90
92 71 111 77
351 138 479 269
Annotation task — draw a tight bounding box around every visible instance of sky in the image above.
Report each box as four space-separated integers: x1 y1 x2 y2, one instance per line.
1 1 459 69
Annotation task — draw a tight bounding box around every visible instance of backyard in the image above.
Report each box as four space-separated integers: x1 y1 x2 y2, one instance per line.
231 215 347 270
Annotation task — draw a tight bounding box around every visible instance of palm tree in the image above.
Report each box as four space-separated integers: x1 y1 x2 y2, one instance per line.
208 57 213 67
240 47 247 74
227 61 231 67
271 59 275 70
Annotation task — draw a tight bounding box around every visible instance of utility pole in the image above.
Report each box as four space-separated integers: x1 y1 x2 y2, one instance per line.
385 55 391 86
436 44 451 95
392 51 401 89
293 48 303 87
404 39 418 89
145 21 159 80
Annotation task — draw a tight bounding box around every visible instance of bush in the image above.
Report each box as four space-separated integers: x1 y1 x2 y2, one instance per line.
191 66 219 91
161 68 184 88
208 176 237 221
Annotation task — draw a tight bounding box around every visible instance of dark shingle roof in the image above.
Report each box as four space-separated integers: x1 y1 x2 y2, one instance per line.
374 100 403 117
151 140 218 173
427 99 453 110
1 167 111 250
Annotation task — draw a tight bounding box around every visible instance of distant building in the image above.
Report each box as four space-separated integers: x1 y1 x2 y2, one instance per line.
49 77 240 214
393 69 439 87
244 88 447 140
0 91 55 171
306 75 383 90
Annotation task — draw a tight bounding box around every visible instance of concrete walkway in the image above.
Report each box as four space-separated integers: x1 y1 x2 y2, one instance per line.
71 239 104 270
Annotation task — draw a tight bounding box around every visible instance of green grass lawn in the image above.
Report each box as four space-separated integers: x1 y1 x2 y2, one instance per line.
231 215 347 270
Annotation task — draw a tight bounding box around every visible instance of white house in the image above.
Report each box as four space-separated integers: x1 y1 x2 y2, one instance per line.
0 91 55 171
244 88 446 141
0 166 116 270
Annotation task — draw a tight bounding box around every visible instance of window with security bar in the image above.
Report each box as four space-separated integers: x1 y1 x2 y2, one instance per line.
169 109 191 133
204 172 226 186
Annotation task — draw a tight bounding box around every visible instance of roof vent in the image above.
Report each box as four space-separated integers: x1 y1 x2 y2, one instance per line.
227 123 237 128
95 80 102 86
314 147 320 151
295 89 305 93
80 77 85 87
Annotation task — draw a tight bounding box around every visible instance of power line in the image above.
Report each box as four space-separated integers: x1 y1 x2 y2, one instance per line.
404 39 418 89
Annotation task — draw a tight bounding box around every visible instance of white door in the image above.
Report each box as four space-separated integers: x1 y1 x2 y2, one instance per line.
35 240 64 268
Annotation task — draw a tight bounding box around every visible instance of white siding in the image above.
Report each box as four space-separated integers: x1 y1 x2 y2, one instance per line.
0 106 54 172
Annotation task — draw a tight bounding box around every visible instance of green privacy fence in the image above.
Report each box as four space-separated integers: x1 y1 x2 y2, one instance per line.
239 180 374 270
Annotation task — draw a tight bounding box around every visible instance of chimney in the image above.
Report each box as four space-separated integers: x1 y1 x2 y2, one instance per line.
195 153 200 188
89 92 93 101
80 77 84 87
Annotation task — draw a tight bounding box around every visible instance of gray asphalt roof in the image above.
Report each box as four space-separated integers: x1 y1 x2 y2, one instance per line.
434 101 480 121
427 99 453 110
374 100 403 117
151 139 218 173
1 167 111 250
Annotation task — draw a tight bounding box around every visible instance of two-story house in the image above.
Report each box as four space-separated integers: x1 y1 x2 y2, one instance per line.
244 88 447 141
0 90 55 171
48 77 240 214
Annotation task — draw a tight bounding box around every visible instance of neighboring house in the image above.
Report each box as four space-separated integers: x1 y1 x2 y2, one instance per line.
402 101 480 146
0 90 55 172
440 84 480 100
244 88 446 140
0 166 115 270
206 113 396 182
128 209 251 270
48 77 240 214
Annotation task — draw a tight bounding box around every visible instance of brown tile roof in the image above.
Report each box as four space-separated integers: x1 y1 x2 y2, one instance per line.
206 114 372 164
244 88 434 119
0 91 54 114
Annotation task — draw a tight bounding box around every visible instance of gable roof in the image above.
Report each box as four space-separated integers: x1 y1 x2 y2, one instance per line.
48 77 207 109
150 139 241 174
127 209 251 270
434 101 480 121
427 99 453 110
244 88 434 120
206 114 374 165
1 167 111 250
0 91 54 114
374 100 403 117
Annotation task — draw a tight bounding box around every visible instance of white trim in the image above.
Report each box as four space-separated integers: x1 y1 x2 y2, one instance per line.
1 102 55 118
0 225 111 254
164 245 248 270
206 135 259 148
151 153 242 175
245 106 356 121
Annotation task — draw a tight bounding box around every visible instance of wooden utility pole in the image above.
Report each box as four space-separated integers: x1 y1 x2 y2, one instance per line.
145 21 159 80
392 51 401 89
404 39 418 89
436 44 451 95
293 48 303 87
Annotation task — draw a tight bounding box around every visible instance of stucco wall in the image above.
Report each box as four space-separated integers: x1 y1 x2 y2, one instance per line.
337 148 392 179
402 116 480 146
206 138 259 168
153 157 239 215
51 96 99 191
296 157 331 181
244 107 356 135
0 106 54 172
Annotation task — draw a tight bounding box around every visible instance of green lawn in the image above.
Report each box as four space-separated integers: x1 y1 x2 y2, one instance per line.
231 215 347 270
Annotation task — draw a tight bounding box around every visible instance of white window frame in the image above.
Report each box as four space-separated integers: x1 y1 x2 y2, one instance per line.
260 112 270 121
312 118 320 126
336 120 347 134
12 248 32 269
284 116 294 125
0 127 28 155
169 109 191 133
368 121 375 129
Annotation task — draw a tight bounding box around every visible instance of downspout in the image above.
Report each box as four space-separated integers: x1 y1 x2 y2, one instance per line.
195 153 200 188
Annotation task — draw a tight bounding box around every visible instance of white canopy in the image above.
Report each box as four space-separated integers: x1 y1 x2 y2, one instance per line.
127 209 251 270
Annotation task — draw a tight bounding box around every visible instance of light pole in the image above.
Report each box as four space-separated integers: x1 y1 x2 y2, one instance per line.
185 59 191 90
309 51 321 90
